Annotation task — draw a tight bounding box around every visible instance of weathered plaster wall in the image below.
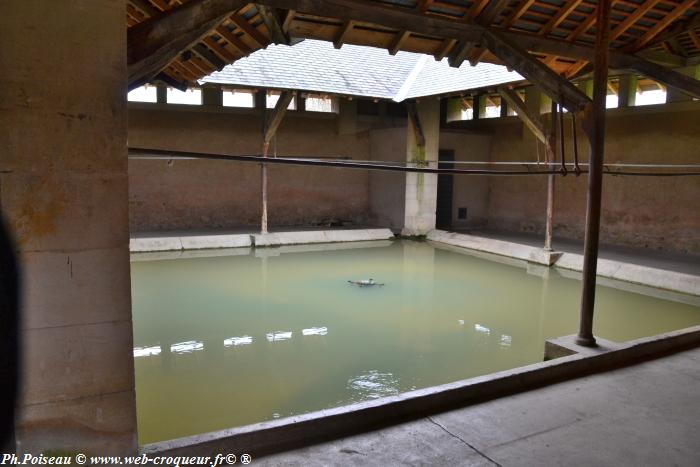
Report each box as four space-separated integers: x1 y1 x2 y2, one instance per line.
0 1 136 454
128 107 371 232
482 103 700 254
368 127 407 231
439 131 493 229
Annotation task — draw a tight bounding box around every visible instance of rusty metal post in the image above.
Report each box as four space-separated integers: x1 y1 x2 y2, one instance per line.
577 0 611 347
260 142 270 234
544 101 557 251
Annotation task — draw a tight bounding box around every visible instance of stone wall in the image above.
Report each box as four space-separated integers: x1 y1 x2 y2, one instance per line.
462 102 700 254
1 1 136 454
128 107 372 232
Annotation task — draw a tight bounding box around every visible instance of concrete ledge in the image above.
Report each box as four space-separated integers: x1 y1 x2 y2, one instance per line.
427 230 560 266
556 252 700 296
252 229 394 247
130 234 252 252
143 325 700 458
428 230 700 296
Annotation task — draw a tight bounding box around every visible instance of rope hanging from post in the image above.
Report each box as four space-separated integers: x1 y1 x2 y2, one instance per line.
572 112 581 176
558 104 567 176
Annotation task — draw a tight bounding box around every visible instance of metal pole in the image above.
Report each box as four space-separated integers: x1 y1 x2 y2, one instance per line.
260 142 269 234
577 0 611 347
544 101 557 251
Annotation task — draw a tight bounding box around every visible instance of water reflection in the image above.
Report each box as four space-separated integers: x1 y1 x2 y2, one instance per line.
347 370 400 400
302 327 328 336
133 345 161 358
224 336 253 347
474 324 491 335
170 340 204 354
266 331 293 342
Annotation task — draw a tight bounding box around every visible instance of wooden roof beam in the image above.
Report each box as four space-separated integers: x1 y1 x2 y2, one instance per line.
257 4 290 44
476 0 511 26
449 40 478 68
541 0 584 36
131 0 159 17
628 0 696 51
497 86 548 145
609 0 658 42
503 0 536 29
128 0 247 89
264 91 295 144
216 25 254 55
482 30 591 113
334 20 355 49
434 38 457 61
389 30 411 55
229 12 269 47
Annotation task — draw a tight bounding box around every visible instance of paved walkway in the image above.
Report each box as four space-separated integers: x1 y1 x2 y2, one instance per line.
461 229 700 276
257 348 700 466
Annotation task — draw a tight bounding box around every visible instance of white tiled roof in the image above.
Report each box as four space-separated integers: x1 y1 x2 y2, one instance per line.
199 40 523 101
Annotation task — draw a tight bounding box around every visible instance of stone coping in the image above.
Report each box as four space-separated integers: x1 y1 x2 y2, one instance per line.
142 325 700 458
129 229 395 252
427 230 700 297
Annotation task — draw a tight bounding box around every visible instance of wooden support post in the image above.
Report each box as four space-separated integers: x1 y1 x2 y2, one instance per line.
406 102 426 148
156 85 167 104
577 0 611 348
498 86 548 144
260 91 294 234
544 101 557 252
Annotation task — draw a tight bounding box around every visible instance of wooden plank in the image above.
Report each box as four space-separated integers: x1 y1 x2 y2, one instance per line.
203 36 236 62
128 0 247 88
264 91 295 144
192 43 226 70
476 0 511 26
503 0 536 29
216 26 254 54
628 0 696 51
334 20 355 49
541 0 584 36
389 30 411 55
482 30 591 113
434 38 457 60
131 0 160 17
609 0 658 41
406 103 426 148
497 86 548 144
282 9 296 32
230 12 269 46
257 4 289 44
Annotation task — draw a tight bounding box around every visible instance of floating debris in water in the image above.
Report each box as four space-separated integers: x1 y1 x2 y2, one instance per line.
224 336 253 347
133 345 161 358
170 340 204 354
347 370 399 400
474 324 491 335
302 327 328 336
348 278 385 287
266 331 293 342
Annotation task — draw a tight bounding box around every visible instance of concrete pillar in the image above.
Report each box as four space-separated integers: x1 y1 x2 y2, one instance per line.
337 98 357 135
617 74 637 107
666 65 699 103
201 85 222 107
402 99 440 236
0 1 136 455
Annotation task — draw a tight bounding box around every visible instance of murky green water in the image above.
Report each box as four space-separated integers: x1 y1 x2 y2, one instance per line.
130 240 700 445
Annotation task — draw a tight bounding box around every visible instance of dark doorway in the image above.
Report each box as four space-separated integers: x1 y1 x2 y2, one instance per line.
436 149 454 230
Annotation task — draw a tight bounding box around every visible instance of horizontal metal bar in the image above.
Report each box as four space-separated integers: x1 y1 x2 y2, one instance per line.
128 148 700 177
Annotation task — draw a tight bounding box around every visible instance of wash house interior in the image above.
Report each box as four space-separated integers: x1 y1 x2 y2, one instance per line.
2 0 700 464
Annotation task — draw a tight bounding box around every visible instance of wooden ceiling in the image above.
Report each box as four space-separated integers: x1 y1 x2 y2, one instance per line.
126 0 700 88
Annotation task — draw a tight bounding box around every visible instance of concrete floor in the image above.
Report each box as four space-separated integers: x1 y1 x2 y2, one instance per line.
463 229 700 277
257 348 700 466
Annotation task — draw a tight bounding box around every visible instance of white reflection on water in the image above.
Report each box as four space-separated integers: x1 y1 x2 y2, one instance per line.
133 345 161 358
224 336 253 347
302 327 328 336
458 320 465 325
170 340 204 354
500 335 512 347
266 331 293 342
474 324 491 335
347 370 400 400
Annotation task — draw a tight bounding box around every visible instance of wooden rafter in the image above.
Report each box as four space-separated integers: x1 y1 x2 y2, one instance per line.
230 12 269 47
449 40 477 68
476 0 511 26
689 29 700 50
389 30 411 55
628 0 697 51
502 0 536 29
609 0 658 42
264 91 295 144
497 86 548 145
434 38 457 61
334 20 355 49
216 25 254 54
257 4 289 44
282 9 296 32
